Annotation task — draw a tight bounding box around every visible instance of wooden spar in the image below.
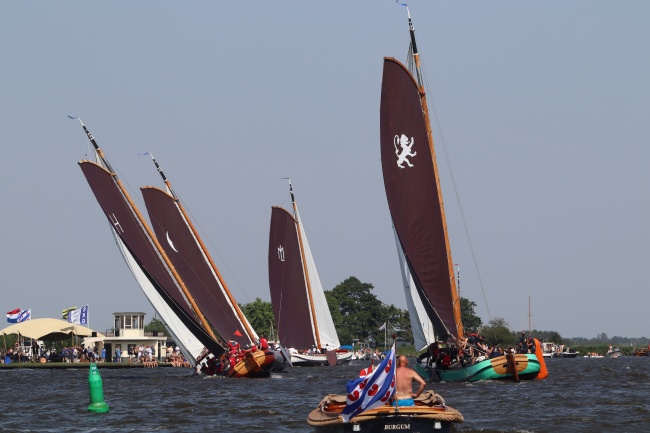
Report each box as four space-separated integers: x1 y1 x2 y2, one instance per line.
77 120 219 343
408 9 464 340
289 181 322 350
151 155 257 342
113 176 219 342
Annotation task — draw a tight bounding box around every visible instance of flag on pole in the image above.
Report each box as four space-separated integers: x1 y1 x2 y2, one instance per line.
341 342 396 422
6 308 21 323
62 306 77 320
68 306 88 325
17 309 31 322
6 308 30 323
378 322 386 331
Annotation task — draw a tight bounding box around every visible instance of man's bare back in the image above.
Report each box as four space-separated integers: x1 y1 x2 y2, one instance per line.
395 355 426 399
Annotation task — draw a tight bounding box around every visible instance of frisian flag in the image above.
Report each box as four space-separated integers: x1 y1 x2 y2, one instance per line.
6 309 30 323
68 306 88 325
341 342 396 422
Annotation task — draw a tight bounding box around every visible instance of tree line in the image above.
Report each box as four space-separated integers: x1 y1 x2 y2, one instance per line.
154 289 649 353
237 275 570 351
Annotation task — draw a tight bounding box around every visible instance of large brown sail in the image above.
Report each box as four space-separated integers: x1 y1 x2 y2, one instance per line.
268 206 316 349
142 186 251 346
380 57 462 340
79 161 226 357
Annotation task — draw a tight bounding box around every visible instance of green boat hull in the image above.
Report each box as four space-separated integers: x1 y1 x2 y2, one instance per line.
416 354 541 382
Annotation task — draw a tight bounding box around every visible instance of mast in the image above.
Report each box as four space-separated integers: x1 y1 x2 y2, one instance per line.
528 296 532 335
74 118 219 343
289 180 322 350
405 7 464 340
148 154 257 342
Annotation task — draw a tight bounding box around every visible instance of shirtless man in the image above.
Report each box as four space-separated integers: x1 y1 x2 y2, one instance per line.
394 355 426 407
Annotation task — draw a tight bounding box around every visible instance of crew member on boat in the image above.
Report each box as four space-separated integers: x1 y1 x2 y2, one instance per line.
393 355 426 407
517 331 527 354
259 334 269 351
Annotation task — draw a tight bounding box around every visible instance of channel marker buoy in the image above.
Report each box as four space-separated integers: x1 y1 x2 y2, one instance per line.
87 363 109 413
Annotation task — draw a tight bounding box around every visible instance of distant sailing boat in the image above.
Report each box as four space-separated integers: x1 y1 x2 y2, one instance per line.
75 119 269 377
380 10 546 382
140 155 275 373
268 181 352 366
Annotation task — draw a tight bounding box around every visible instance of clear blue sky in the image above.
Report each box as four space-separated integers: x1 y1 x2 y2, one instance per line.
2 1 649 339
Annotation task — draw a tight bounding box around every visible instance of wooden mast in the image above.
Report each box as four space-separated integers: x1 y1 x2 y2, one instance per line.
406 7 464 340
148 154 257 342
289 180 322 350
75 118 219 343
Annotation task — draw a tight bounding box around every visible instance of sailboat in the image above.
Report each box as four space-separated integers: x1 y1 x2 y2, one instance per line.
307 8 466 432
380 9 547 382
268 181 352 366
75 119 268 377
140 155 276 374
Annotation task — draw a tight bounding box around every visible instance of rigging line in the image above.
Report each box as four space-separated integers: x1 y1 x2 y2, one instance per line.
420 64 493 322
181 202 254 304
141 163 250 329
150 168 254 307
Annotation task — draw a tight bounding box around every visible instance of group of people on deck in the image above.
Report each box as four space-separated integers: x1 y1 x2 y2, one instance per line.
199 334 270 376
418 330 538 370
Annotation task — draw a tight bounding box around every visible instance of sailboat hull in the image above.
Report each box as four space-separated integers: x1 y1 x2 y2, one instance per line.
307 391 463 432
290 350 353 367
227 350 275 378
416 354 541 382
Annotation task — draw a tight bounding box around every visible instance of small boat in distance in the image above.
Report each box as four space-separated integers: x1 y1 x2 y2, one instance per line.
606 346 622 358
543 343 579 358
379 4 545 382
542 342 556 359
633 346 650 356
268 180 352 366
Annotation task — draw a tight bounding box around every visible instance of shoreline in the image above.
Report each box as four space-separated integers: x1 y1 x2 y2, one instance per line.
0 361 179 370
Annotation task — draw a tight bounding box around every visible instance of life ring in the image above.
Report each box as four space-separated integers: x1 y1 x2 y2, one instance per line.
40 357 46 363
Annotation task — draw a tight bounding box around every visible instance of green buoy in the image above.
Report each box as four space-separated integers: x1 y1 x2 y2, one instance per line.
87 363 109 413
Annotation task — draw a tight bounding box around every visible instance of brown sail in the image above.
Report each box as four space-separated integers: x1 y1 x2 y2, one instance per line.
79 161 226 357
268 206 316 349
380 57 462 340
142 186 251 346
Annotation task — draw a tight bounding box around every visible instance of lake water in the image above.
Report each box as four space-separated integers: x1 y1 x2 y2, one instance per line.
0 357 648 432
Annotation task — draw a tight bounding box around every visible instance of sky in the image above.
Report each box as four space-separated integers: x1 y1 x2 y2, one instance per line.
1 1 649 340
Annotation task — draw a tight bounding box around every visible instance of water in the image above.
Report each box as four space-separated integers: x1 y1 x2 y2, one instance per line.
0 357 648 432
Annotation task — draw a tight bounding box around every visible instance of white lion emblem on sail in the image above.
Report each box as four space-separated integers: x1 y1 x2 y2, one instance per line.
394 134 416 168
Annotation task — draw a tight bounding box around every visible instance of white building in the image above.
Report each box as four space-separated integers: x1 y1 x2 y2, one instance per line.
96 312 169 362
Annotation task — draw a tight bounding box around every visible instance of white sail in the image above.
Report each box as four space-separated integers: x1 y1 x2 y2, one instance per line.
296 207 340 348
111 227 205 364
393 227 436 352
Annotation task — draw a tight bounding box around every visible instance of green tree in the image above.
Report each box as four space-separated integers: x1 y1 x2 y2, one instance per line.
325 276 385 346
480 317 515 347
240 298 275 338
380 304 412 349
145 317 166 333
547 331 563 345
460 297 483 334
